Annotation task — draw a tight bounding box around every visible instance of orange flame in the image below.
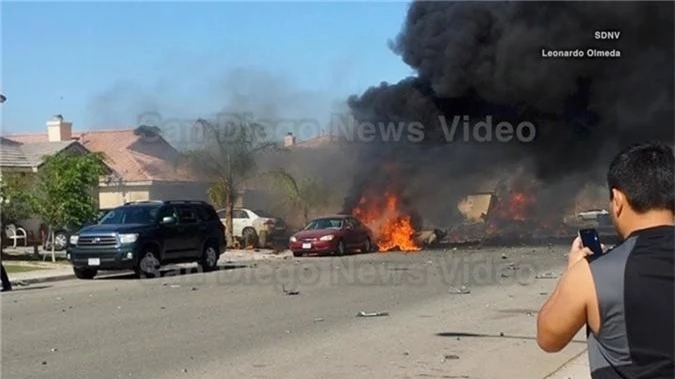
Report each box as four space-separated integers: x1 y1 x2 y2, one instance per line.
485 189 567 237
352 193 421 252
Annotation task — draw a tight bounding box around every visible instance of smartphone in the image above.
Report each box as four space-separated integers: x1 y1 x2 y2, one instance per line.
579 228 603 259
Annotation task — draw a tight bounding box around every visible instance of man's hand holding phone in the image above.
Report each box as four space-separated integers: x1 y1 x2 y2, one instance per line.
568 231 607 270
567 236 593 270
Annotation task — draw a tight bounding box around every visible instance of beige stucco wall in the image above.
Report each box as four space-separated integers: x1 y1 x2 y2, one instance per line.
98 181 212 209
98 184 151 208
149 182 211 203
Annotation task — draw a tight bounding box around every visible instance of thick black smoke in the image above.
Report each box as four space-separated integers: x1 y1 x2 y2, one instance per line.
342 1 674 228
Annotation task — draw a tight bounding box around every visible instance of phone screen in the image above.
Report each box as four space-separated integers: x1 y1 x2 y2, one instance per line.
579 228 603 257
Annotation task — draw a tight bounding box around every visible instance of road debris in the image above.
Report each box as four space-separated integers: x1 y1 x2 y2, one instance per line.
449 285 471 294
535 272 557 279
282 285 299 295
442 354 460 361
356 311 389 317
313 317 325 322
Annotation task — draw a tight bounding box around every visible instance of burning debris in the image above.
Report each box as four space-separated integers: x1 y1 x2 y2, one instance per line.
352 193 421 252
339 2 673 243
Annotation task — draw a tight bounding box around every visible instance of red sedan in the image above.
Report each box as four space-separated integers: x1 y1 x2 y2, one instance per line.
289 215 376 257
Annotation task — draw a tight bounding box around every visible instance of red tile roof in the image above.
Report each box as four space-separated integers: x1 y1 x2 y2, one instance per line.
3 129 201 182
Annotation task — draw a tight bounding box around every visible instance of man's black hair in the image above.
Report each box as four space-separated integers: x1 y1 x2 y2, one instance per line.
607 141 675 213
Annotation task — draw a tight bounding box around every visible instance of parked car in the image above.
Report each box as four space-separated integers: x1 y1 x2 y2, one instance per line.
66 200 225 279
217 208 287 246
43 208 115 251
577 209 609 221
288 215 375 257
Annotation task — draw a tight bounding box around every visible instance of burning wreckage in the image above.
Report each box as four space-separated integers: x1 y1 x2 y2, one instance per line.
334 2 673 252
346 179 588 252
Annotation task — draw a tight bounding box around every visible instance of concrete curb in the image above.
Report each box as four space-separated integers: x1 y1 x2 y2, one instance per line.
10 273 76 287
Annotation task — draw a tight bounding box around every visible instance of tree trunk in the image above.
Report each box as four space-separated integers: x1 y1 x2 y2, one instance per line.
224 192 234 248
50 227 56 263
51 229 56 263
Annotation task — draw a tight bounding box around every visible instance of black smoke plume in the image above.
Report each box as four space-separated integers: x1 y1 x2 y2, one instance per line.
342 1 674 229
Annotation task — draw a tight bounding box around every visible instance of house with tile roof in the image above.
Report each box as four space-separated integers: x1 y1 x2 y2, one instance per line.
3 115 212 209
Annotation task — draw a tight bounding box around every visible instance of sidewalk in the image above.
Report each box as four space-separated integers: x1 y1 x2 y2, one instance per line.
3 248 292 286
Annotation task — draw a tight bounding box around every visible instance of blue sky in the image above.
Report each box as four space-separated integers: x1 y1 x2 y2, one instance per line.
1 1 414 139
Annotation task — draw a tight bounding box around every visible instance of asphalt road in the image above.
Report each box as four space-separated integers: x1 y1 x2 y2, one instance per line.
1 245 587 379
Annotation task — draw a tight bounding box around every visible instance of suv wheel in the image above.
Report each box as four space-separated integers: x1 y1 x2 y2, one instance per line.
73 267 97 280
135 251 161 278
200 244 219 272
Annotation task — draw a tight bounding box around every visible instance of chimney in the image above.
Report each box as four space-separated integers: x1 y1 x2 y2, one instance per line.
283 132 295 147
46 114 72 142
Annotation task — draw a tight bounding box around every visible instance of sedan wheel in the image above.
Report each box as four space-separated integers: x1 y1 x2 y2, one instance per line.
54 232 68 251
362 238 371 253
335 240 345 256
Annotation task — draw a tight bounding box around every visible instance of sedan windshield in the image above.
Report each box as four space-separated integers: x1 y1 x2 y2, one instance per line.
99 206 159 225
304 218 343 230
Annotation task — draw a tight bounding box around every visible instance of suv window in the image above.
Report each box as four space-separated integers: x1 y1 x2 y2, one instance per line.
196 204 217 222
157 206 177 221
177 206 199 224
100 206 159 225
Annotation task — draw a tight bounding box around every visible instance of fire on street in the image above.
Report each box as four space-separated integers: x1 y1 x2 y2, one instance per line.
2 246 586 379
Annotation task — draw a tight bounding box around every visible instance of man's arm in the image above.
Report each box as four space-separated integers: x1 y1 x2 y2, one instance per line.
536 259 593 352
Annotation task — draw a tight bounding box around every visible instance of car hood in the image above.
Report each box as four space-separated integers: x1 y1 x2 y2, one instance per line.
293 229 342 239
78 224 150 235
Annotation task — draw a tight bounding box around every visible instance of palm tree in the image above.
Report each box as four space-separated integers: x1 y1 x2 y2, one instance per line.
269 171 328 225
180 118 278 247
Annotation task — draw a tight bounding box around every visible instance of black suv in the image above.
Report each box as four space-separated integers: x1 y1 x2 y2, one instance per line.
66 200 225 279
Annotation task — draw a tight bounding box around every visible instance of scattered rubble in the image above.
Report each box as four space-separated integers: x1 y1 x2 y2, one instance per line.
414 229 447 248
535 272 557 279
282 285 299 295
356 311 389 317
442 354 460 361
449 286 471 295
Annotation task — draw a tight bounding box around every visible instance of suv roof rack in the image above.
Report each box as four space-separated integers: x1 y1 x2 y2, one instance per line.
164 200 209 205
122 200 210 206
123 200 165 205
